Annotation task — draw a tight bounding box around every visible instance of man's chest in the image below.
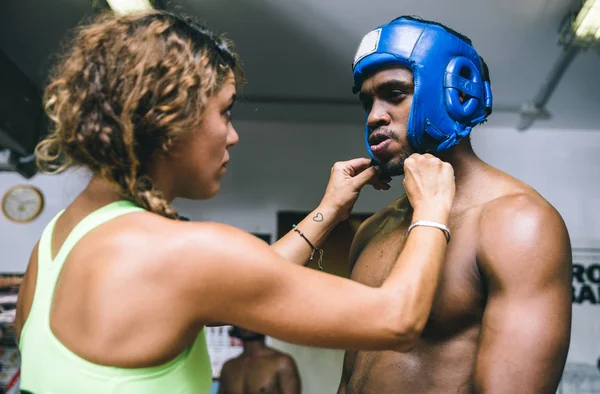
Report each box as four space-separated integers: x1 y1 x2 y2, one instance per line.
351 212 486 337
224 359 280 394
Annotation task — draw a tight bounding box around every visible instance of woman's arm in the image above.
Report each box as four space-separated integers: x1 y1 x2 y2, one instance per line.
271 158 388 265
181 215 445 351
179 154 454 351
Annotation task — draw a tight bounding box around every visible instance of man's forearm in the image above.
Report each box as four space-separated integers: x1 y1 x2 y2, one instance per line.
271 205 340 266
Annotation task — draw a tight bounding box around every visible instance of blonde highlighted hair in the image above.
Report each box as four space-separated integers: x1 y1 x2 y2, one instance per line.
36 10 242 218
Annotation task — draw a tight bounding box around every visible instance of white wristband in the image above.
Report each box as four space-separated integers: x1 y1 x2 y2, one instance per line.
407 220 451 243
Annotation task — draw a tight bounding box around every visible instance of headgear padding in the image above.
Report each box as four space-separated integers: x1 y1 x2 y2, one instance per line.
353 16 493 157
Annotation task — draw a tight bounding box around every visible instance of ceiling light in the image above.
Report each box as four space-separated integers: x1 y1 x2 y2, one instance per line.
105 0 154 14
575 0 600 40
562 0 600 47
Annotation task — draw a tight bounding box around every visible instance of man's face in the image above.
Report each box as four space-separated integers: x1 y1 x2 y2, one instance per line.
237 328 256 338
359 65 416 176
231 327 265 341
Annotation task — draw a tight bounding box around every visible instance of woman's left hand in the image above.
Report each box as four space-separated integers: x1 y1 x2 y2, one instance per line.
320 158 391 222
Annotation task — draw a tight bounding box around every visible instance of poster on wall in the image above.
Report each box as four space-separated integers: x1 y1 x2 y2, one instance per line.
0 273 23 394
558 239 600 394
205 325 243 379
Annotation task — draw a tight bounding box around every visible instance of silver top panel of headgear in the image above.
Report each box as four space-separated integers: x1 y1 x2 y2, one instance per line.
353 24 425 70
353 28 381 68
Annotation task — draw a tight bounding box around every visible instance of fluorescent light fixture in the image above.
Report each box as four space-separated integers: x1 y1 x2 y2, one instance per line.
573 0 600 41
105 0 154 14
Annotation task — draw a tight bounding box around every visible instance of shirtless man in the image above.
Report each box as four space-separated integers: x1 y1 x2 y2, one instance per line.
219 327 300 394
337 16 573 393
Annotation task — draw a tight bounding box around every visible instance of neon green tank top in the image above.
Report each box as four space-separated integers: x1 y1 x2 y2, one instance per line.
19 200 213 394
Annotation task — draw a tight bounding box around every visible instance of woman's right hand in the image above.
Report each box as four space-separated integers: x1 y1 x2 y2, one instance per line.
403 154 455 224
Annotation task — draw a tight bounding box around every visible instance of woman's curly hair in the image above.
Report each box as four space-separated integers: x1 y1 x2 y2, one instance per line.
36 10 242 219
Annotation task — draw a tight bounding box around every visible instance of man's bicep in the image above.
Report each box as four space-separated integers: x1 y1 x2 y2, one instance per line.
474 285 571 393
475 195 572 393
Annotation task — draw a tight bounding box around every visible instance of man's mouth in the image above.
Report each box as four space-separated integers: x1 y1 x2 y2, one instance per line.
369 133 393 155
370 139 393 155
368 133 390 146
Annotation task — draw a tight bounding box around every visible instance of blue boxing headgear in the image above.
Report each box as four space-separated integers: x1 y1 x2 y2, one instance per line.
353 16 493 159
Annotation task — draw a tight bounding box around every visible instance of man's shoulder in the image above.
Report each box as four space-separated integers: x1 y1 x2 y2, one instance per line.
357 194 410 234
221 354 243 369
267 347 294 360
481 163 559 211
271 350 298 372
476 189 570 276
479 190 562 232
349 194 410 268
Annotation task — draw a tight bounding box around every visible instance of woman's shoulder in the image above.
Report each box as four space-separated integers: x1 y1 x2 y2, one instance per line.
96 213 267 272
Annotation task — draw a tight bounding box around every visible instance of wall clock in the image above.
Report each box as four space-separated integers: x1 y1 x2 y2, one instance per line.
2 185 45 223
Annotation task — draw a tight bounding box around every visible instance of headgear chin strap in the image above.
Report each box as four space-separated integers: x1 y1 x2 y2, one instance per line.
353 16 493 160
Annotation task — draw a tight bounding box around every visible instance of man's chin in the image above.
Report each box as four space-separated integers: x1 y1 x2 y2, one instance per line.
379 159 405 177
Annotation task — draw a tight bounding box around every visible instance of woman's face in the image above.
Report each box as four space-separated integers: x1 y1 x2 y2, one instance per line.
167 71 239 200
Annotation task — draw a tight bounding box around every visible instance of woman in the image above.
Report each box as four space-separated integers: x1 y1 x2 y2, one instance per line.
16 10 455 394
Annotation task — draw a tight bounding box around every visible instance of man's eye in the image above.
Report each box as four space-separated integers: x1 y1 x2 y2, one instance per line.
388 91 406 101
